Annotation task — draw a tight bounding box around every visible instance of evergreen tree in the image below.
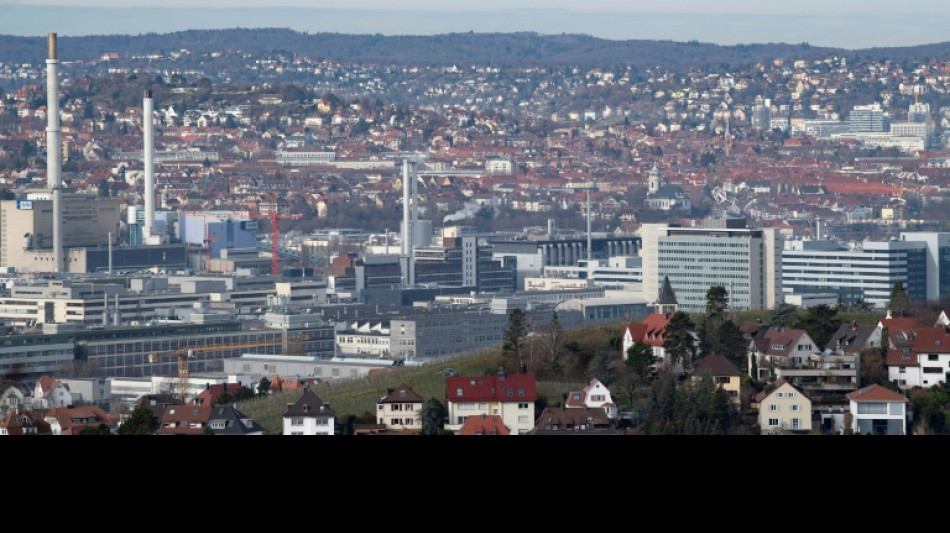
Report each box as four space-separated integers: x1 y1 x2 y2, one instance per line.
502 308 529 372
116 406 159 435
625 341 657 383
664 311 697 372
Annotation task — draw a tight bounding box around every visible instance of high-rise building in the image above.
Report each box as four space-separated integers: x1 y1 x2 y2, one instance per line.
751 96 772 130
848 103 890 132
640 217 783 313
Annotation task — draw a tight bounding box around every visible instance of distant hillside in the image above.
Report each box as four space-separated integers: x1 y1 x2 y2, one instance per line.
3 28 950 68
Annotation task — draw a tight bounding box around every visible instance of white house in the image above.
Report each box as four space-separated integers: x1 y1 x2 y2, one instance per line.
282 387 335 435
376 383 424 432
749 327 819 380
564 378 618 419
847 384 909 435
32 375 72 410
887 326 950 389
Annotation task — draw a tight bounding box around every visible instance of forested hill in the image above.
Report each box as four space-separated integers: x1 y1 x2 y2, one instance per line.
3 28 950 68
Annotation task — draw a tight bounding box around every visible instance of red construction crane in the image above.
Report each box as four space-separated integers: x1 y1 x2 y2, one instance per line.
248 210 302 275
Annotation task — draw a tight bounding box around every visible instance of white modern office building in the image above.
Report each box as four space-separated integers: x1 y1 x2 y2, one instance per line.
640 217 782 313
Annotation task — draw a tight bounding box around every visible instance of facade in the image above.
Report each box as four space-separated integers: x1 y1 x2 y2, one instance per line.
848 103 889 132
691 354 742 406
754 379 812 434
641 218 782 313
32 375 72 409
0 194 120 272
445 372 536 435
899 232 950 302
748 327 819 380
564 378 618 419
376 383 423 431
846 384 909 435
178 212 257 260
782 238 929 308
489 236 640 289
282 387 335 435
389 309 509 361
888 326 950 389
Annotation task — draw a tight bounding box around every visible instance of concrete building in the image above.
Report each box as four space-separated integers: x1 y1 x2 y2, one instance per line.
489 236 640 290
0 194 120 272
848 102 890 132
640 217 782 313
782 237 929 308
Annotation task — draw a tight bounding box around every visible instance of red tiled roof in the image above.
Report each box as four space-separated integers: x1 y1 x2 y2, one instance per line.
446 373 537 403
457 414 510 435
846 384 908 403
885 347 917 367
638 313 673 347
911 327 950 354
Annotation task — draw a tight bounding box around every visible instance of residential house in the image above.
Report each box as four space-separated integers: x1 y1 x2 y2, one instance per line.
282 387 335 436
0 411 52 435
207 405 264 435
32 375 72 410
135 393 180 422
445 371 536 435
530 407 623 434
691 354 743 407
754 379 812 434
564 378 618 419
748 326 818 380
846 384 910 435
457 413 510 435
156 404 213 435
825 321 880 354
376 383 424 432
888 326 950 388
622 276 693 374
44 405 120 435
0 382 32 416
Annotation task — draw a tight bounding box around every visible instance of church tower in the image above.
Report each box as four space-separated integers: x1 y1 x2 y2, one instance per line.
655 275 678 315
648 162 662 195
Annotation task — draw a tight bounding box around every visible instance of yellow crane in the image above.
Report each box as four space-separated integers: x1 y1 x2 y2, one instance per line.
148 335 311 404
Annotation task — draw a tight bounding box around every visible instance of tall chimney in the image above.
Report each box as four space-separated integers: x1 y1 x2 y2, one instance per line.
46 33 63 273
586 189 592 262
143 90 155 239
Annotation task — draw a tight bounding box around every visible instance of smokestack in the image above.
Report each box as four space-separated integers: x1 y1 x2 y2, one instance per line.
113 293 120 326
402 159 410 256
548 218 554 238
586 189 592 262
143 90 155 239
46 32 63 273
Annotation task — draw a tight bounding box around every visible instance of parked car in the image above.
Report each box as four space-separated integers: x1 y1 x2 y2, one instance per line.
439 368 458 376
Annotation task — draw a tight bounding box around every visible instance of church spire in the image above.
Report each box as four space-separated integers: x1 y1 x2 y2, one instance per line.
656 275 678 315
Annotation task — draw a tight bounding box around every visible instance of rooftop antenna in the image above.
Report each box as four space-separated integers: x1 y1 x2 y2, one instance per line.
46 32 64 273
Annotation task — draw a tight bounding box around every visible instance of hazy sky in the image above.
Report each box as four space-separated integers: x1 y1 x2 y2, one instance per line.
3 0 950 13
2 1 950 48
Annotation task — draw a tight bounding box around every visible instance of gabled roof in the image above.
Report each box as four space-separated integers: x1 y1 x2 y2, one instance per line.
458 414 510 435
379 383 424 404
826 322 877 352
533 407 614 431
0 410 52 435
446 373 537 403
207 405 264 435
45 405 119 434
637 312 673 347
885 347 917 367
157 404 214 435
911 327 950 354
754 326 811 357
846 384 908 403
282 387 335 418
691 354 741 377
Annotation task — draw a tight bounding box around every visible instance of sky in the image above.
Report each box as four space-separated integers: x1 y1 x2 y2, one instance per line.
2 1 950 49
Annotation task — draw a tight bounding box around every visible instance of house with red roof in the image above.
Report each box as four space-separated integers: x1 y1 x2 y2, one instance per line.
457 414 510 435
846 384 910 435
530 407 622 434
32 375 72 410
157 404 214 435
376 383 424 432
44 405 119 435
444 370 536 435
887 326 950 389
0 410 52 435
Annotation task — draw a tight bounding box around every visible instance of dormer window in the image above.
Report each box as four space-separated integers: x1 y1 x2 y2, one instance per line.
399 390 406 397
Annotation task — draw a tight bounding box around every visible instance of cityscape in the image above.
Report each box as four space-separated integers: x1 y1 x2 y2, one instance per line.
3 10 950 435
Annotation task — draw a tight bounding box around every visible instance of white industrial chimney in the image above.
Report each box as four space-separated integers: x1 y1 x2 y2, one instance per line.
143 89 155 240
46 33 63 273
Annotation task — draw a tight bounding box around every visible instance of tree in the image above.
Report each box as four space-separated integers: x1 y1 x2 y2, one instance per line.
664 311 697 372
859 348 889 386
700 285 729 355
257 376 272 397
586 350 618 387
538 311 566 375
420 398 447 435
889 281 911 317
716 319 748 368
502 308 529 372
768 303 799 328
793 304 842 350
116 406 159 435
625 341 656 382
78 424 112 435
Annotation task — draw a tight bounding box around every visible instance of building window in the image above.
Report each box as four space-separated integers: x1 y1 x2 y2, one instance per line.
787 392 795 398
791 418 801 430
767 418 780 427
791 404 800 412
769 404 779 411
291 417 303 426
518 402 529 409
